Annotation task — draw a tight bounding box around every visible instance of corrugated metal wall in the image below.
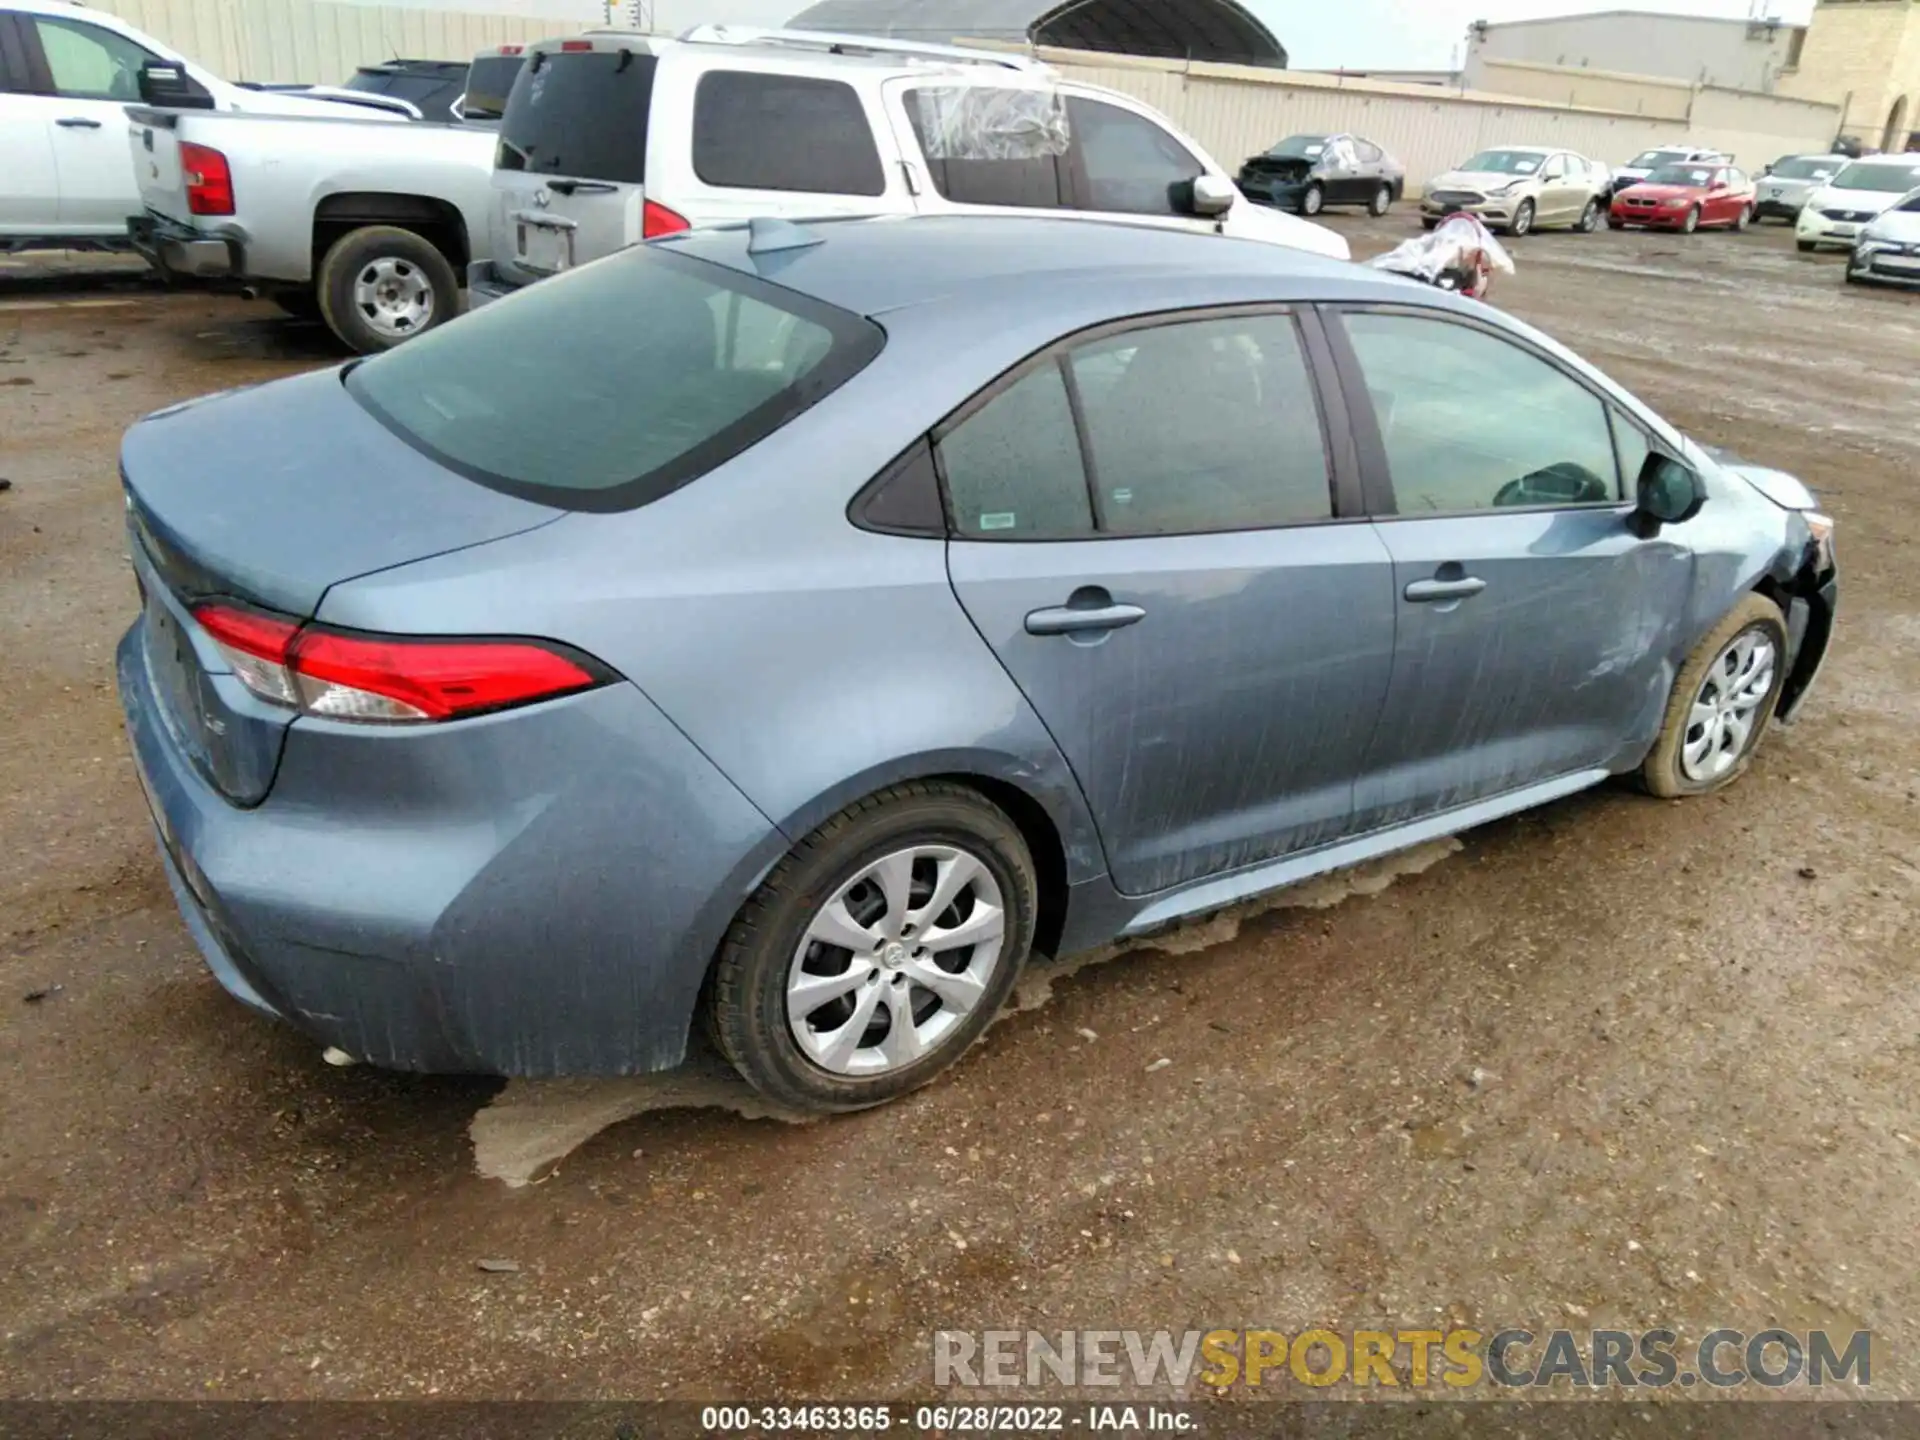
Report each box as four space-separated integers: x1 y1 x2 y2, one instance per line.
1019 46 1840 187
88 0 573 85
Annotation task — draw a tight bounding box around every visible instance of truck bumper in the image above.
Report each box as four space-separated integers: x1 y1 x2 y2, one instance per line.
127 212 238 281
466 259 522 309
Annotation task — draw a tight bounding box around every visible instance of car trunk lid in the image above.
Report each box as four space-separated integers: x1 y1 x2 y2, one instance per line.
489 41 661 290
121 370 563 803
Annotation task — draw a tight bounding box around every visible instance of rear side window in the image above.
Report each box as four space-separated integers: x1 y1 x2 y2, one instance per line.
693 71 885 196
498 50 658 183
461 54 524 121
344 247 884 512
906 86 1069 209
939 366 1093 538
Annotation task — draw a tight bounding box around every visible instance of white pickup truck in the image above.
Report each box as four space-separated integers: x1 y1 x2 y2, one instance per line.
0 0 416 255
129 103 499 352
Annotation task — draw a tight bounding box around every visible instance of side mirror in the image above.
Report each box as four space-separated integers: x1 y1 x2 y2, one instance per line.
1634 453 1706 532
137 60 214 109
1187 174 1238 218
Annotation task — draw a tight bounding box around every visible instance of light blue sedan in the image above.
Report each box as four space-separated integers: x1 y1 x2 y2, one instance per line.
116 215 1837 1112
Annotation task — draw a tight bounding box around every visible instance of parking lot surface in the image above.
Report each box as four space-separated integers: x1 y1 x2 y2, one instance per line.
2 217 1918 1400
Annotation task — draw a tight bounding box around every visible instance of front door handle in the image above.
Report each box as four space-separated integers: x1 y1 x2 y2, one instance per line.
1404 576 1487 603
57 116 103 129
1025 601 1147 637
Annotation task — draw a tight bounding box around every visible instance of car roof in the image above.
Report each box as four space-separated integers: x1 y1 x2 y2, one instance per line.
661 213 1413 321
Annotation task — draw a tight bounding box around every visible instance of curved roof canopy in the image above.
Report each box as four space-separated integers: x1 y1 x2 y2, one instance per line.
784 0 1288 68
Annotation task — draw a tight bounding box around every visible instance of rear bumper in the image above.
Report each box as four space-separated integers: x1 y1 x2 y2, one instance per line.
127 212 238 281
466 259 522 308
117 617 786 1077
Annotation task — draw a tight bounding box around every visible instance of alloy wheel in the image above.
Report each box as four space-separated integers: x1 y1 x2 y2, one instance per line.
352 256 436 340
1680 628 1777 782
786 845 1007 1077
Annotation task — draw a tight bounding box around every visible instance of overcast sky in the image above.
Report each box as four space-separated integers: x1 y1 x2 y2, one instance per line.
533 0 1821 71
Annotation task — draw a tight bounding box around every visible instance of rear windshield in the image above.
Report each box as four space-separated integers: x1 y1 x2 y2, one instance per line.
343 246 885 511
498 49 657 184
461 54 524 121
1832 161 1920 193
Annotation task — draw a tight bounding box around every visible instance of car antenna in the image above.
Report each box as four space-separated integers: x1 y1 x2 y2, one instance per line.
746 217 825 256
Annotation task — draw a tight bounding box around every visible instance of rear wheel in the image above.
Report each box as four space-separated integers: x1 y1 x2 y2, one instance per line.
1507 200 1536 237
316 225 459 355
1639 595 1788 798
1300 182 1325 217
707 782 1037 1114
1369 183 1393 217
1733 204 1752 232
1577 198 1602 233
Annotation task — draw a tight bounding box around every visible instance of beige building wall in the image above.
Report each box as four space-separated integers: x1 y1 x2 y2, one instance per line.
87 0 572 86
1013 46 1842 189
1472 58 1693 119
1776 0 1920 148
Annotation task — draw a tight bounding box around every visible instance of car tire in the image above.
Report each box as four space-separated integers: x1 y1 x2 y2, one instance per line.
1300 182 1325 217
1680 206 1701 235
1639 594 1789 799
1607 214 1624 230
316 225 459 355
1577 198 1602 233
707 781 1038 1115
268 287 321 321
1796 239 1817 253
1733 204 1752 232
1507 200 1535 237
1369 183 1393 217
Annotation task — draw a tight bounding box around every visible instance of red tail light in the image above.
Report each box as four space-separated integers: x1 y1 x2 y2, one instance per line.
643 199 690 239
559 39 594 51
180 142 234 216
497 44 524 55
193 603 611 724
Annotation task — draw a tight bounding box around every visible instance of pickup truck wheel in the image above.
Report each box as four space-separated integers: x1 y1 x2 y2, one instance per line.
317 226 457 354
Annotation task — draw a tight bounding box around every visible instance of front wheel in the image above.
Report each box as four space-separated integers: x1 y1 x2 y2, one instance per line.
1577 198 1602 233
707 782 1037 1114
1300 182 1325 217
1639 595 1788 798
316 225 459 355
1368 183 1393 217
1680 206 1701 235
1507 200 1535 237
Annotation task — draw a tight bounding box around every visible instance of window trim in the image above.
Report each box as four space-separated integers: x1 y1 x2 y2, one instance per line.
689 68 887 199
931 302 1359 543
1321 302 1642 521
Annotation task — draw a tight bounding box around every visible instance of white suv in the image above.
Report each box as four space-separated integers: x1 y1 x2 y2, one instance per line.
470 25 1347 304
0 0 410 252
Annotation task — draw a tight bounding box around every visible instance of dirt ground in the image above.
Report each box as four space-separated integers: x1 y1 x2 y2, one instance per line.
1 216 1917 1405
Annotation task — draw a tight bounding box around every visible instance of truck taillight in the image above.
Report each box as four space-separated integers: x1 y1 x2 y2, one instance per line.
193 603 613 724
643 200 690 239
180 142 234 216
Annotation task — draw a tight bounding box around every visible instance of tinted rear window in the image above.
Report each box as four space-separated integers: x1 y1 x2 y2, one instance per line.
693 70 886 196
343 246 885 511
498 50 657 183
462 53 523 120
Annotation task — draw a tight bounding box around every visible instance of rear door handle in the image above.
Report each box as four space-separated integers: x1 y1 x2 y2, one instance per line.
1404 577 1487 603
56 116 102 129
1025 602 1147 637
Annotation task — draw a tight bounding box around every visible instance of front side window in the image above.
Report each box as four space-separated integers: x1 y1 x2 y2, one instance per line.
31 16 153 99
1341 311 1622 515
938 312 1332 539
693 71 885 197
1064 97 1203 217
345 246 883 510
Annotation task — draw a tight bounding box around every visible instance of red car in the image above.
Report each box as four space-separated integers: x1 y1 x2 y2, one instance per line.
1609 162 1757 233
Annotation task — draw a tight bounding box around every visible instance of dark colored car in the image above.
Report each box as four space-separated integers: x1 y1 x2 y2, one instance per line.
115 215 1837 1114
342 46 525 124
1237 132 1405 217
1609 162 1757 233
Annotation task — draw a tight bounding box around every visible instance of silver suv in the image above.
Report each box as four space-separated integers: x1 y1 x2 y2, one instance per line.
469 24 1347 303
